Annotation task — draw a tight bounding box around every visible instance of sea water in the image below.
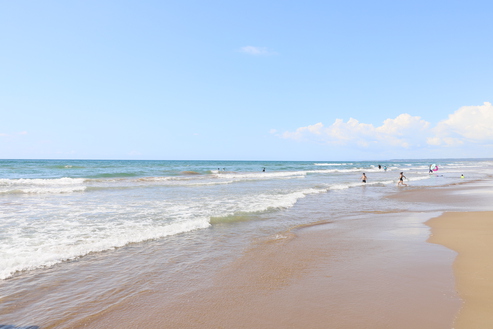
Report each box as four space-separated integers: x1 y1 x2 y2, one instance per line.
1 159 492 280
1 159 492 327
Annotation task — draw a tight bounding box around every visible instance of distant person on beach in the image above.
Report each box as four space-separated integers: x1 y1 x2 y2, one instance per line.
461 174 464 179
378 165 381 170
262 167 265 172
429 165 433 174
384 166 387 172
361 173 367 183
397 172 407 186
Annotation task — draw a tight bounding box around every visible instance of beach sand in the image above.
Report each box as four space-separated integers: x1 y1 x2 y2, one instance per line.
77 213 461 328
427 211 493 329
63 180 493 328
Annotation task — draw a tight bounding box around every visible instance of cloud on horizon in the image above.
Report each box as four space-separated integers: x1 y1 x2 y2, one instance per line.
239 46 276 56
277 102 493 152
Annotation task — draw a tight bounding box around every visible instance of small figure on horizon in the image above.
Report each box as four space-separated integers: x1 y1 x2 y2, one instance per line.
223 168 226 171
397 172 407 187
429 165 433 174
361 173 367 183
262 167 265 172
378 165 381 170
461 174 464 179
384 166 387 172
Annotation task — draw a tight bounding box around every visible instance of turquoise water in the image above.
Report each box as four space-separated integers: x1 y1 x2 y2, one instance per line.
1 158 492 280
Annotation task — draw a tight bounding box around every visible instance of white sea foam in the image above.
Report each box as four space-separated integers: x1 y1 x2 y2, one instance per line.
409 176 431 182
215 171 306 180
0 217 211 280
107 171 307 187
307 168 383 174
0 186 87 194
443 164 481 169
329 182 362 190
314 163 353 166
0 184 324 280
0 177 85 186
0 178 87 194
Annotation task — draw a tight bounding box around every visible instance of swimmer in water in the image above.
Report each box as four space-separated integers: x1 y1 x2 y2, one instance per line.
361 173 367 183
397 172 407 186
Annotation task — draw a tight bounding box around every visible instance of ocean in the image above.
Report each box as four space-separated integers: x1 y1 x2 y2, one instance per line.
1 158 492 327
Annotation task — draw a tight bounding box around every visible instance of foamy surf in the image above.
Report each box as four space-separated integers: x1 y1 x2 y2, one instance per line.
1 158 489 280
0 183 325 280
0 177 87 194
0 217 211 280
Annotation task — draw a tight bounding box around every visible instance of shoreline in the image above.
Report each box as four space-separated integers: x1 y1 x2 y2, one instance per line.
76 182 490 329
3 174 493 328
78 179 493 328
78 211 462 329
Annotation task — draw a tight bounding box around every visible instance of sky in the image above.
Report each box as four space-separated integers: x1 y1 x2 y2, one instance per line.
1 0 492 161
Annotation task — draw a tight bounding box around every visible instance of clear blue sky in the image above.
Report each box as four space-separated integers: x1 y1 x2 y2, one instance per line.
1 0 492 160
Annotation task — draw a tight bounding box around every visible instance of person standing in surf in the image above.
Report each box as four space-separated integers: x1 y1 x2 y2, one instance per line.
397 172 407 187
361 173 367 183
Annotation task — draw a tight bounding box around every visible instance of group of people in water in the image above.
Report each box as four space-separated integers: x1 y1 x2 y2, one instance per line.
361 164 407 186
360 171 407 186
221 165 462 186
361 164 465 187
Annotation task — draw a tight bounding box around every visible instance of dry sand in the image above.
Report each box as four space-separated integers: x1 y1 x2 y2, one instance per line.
427 211 493 329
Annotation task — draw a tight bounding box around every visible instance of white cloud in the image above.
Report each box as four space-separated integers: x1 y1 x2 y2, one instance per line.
430 102 493 145
279 102 492 151
0 133 8 137
282 122 324 140
376 114 429 136
239 46 275 56
282 114 429 149
326 118 374 142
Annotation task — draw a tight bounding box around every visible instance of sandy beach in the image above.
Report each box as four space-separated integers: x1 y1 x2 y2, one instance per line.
84 213 459 329
428 211 493 328
70 179 493 329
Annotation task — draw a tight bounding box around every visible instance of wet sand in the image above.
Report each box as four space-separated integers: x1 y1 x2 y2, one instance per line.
78 214 462 328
